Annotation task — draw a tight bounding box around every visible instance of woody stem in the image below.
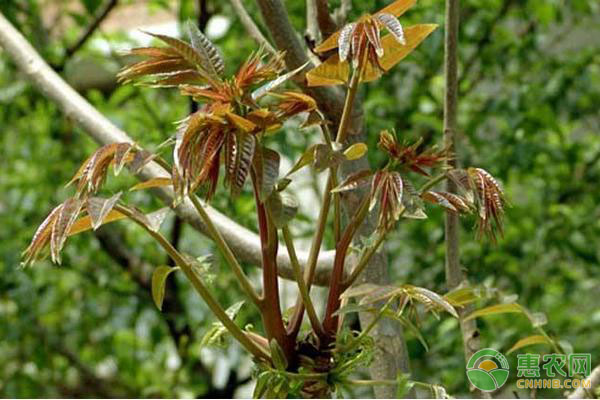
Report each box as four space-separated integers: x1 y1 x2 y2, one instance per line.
251 169 294 362
322 194 370 338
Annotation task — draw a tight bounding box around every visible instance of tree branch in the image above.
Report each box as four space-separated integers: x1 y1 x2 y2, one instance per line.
0 11 336 285
229 0 277 55
306 0 320 43
443 1 488 398
315 0 337 39
568 365 600 399
54 0 119 71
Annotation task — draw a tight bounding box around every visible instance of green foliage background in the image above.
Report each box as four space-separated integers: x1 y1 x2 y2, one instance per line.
0 0 599 397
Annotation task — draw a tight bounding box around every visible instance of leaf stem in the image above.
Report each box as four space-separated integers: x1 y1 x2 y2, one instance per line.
322 194 370 337
188 194 261 306
287 173 333 337
113 204 269 361
287 58 362 339
339 298 392 353
282 226 325 338
250 169 293 361
343 227 389 289
419 172 447 194
343 174 451 289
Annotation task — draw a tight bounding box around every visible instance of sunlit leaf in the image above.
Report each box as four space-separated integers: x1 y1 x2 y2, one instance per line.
332 169 373 193
338 23 357 61
464 303 525 321
226 112 257 133
361 24 438 82
151 265 179 311
251 62 308 100
285 144 317 176
377 0 417 18
507 335 551 355
343 143 368 160
21 204 63 267
403 285 458 318
68 209 127 236
306 55 350 87
86 193 122 231
376 13 406 45
443 286 484 307
50 198 84 264
130 177 172 191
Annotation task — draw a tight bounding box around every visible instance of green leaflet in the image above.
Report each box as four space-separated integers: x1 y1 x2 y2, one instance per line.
151 265 179 311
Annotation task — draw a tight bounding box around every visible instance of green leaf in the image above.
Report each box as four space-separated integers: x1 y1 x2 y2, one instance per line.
395 373 415 399
343 143 368 160
384 311 429 351
464 303 525 321
269 339 288 371
253 371 271 399
403 285 458 318
313 143 345 172
259 147 280 202
360 285 402 305
151 266 179 311
507 335 552 354
341 283 383 299
266 192 298 228
285 144 317 176
333 303 376 316
200 301 245 348
443 286 484 307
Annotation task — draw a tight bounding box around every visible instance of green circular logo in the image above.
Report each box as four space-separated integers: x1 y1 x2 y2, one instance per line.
466 348 510 392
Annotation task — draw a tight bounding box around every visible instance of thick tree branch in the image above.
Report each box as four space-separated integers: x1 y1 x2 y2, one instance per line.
306 0 320 42
315 0 337 39
229 0 277 55
0 11 335 285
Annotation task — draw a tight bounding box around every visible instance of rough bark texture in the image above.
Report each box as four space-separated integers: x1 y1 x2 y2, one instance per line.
442 1 489 398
